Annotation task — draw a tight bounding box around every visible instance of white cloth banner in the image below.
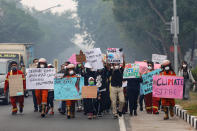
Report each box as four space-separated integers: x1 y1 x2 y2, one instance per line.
107 48 123 63
152 54 167 64
26 68 56 89
84 48 104 70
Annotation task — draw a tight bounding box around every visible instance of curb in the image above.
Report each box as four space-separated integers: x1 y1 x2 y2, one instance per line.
175 105 197 130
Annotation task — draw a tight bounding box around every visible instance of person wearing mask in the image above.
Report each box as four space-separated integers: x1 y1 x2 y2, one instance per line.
178 61 196 100
4 61 26 115
108 56 125 119
143 61 154 114
160 60 176 120
46 64 55 115
35 58 49 117
31 58 39 112
64 64 77 119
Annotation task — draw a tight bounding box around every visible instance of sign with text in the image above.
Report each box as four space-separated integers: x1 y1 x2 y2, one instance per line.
54 77 84 100
123 64 140 79
107 48 123 63
84 48 104 70
76 50 86 63
152 54 167 64
153 75 183 99
140 69 161 95
82 86 98 98
8 75 24 97
26 68 56 89
134 61 147 74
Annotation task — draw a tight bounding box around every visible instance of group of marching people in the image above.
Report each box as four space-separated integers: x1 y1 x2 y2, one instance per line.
4 54 196 120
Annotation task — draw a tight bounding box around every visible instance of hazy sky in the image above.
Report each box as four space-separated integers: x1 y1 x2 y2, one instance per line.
21 0 77 13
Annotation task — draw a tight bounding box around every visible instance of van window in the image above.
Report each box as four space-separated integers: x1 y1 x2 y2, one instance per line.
0 62 7 74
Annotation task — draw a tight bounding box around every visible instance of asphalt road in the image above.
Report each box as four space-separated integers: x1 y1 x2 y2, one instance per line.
0 96 120 131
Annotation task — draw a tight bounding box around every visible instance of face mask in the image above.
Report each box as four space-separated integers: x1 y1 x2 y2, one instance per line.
115 66 119 70
183 65 187 68
11 66 17 72
40 64 45 68
69 70 74 75
89 81 94 86
64 66 67 69
147 66 152 70
165 66 170 71
111 66 113 69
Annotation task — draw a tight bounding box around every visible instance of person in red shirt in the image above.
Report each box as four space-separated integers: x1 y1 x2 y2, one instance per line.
4 61 26 115
160 60 176 120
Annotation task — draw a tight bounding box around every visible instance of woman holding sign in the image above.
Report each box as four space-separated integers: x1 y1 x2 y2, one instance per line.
160 60 176 120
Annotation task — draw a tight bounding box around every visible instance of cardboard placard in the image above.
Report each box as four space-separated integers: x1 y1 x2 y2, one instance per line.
152 54 167 64
123 63 140 79
153 75 183 99
82 86 98 98
107 48 123 63
76 50 86 63
8 75 24 97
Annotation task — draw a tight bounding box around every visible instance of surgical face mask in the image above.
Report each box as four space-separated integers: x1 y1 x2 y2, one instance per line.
165 66 170 71
183 65 187 68
147 66 152 70
11 66 17 72
40 64 45 68
64 66 67 69
89 81 94 86
111 66 113 69
69 70 74 75
115 66 119 70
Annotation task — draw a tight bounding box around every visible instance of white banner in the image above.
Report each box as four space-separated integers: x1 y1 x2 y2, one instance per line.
26 68 56 90
84 48 104 70
152 54 167 64
107 48 123 63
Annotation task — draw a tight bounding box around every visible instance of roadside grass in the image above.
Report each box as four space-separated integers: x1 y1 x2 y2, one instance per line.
176 92 197 116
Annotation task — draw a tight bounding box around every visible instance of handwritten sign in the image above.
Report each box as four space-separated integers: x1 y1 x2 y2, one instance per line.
54 77 84 100
76 50 86 63
26 68 56 89
140 69 161 95
84 48 104 70
8 75 24 97
153 75 183 99
134 61 147 74
82 86 98 98
68 54 78 65
107 48 123 63
123 64 140 78
152 54 167 64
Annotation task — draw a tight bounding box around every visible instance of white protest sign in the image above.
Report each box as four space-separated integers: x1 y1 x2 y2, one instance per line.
152 54 167 64
84 48 104 70
107 48 123 63
26 68 56 89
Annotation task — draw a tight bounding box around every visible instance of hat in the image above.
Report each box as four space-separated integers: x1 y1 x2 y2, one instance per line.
67 64 75 69
161 60 170 66
39 58 47 63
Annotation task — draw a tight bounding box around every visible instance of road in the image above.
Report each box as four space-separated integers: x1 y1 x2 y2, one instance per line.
0 96 119 131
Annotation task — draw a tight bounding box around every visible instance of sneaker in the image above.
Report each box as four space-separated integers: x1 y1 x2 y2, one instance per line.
118 112 122 117
97 113 103 117
140 107 143 111
34 109 38 112
113 114 118 119
134 110 137 116
12 112 17 115
41 113 45 118
19 108 23 113
49 111 54 115
67 115 71 119
45 107 50 114
88 113 93 119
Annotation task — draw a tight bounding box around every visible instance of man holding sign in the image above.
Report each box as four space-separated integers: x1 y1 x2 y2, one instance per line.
4 61 26 115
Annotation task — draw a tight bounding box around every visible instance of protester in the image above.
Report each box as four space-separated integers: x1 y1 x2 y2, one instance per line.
108 56 125 119
4 61 26 115
178 61 196 100
35 58 49 117
46 64 55 115
160 60 176 120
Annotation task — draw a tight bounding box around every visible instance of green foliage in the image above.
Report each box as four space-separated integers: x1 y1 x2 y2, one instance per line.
192 66 197 81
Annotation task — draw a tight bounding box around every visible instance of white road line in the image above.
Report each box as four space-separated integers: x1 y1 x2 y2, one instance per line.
119 115 127 131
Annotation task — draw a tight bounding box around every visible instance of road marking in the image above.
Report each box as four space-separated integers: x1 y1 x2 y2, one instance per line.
119 115 126 131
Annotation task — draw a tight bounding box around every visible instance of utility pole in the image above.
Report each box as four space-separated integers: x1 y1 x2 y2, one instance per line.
173 0 179 74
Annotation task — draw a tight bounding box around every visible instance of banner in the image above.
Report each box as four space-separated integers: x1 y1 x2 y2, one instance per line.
82 86 98 98
54 77 84 100
152 54 167 64
107 48 123 63
123 64 140 79
84 48 104 70
153 75 184 99
8 75 24 97
140 69 161 95
134 61 147 74
26 68 56 89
